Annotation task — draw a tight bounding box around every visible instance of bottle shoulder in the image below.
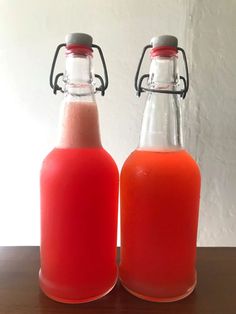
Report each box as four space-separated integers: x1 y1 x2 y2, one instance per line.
122 149 200 179
42 147 118 177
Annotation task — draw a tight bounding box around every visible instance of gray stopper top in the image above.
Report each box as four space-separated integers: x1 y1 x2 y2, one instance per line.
65 33 93 47
150 35 178 48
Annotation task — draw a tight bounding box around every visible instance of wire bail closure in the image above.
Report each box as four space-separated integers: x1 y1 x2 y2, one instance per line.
49 43 109 96
134 45 189 99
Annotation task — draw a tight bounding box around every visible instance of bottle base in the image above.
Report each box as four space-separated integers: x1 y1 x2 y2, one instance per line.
40 283 117 304
119 278 196 303
39 270 118 304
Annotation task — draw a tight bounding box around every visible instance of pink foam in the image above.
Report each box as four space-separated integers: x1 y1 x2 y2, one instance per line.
57 101 101 148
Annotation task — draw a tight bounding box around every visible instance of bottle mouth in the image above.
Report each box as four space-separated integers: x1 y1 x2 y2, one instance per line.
66 44 93 56
151 46 177 58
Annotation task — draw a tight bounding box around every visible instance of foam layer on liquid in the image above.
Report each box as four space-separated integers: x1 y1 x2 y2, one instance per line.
57 101 101 148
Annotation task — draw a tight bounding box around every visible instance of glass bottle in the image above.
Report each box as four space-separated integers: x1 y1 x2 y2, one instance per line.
119 35 201 302
39 33 118 303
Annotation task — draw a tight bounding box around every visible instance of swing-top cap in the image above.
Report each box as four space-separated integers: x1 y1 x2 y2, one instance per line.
150 35 178 48
65 33 93 48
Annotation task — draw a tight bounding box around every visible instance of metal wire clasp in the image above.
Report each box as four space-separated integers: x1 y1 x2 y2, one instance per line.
49 43 109 95
134 45 189 99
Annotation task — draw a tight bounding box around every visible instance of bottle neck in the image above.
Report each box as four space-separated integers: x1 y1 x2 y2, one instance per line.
64 53 95 100
56 53 101 148
139 55 183 151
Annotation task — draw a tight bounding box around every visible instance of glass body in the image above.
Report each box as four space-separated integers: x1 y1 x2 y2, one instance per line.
119 54 201 302
39 51 118 303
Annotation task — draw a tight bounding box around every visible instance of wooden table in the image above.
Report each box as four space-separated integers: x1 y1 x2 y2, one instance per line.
0 247 235 314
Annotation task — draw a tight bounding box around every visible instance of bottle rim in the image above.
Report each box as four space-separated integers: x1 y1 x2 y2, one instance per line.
66 44 93 56
151 46 177 58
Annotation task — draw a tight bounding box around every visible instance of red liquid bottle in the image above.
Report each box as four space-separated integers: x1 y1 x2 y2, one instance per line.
39 33 118 303
119 35 201 302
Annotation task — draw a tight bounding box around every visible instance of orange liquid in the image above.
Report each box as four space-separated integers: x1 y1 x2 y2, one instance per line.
40 147 118 303
119 149 200 302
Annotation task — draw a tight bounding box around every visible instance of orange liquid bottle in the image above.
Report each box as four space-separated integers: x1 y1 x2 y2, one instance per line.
119 35 201 302
39 33 118 303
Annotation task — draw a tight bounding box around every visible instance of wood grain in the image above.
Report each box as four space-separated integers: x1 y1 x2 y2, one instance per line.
0 247 235 314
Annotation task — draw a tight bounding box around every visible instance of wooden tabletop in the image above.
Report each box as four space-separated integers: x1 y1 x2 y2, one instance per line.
0 247 235 314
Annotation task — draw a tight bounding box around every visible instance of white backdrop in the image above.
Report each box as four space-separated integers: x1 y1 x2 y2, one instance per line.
0 0 235 246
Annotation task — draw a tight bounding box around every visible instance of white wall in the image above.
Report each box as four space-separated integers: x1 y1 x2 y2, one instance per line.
0 0 235 246
185 0 236 246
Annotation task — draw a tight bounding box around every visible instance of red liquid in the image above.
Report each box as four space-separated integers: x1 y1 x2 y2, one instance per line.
40 147 118 303
119 149 200 302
